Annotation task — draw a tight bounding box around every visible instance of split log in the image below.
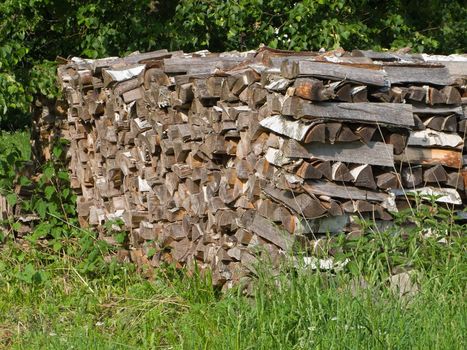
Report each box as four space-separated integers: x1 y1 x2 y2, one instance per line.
282 140 394 167
298 102 414 127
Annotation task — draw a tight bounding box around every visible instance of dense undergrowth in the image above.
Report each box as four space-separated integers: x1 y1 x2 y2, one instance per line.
0 132 466 349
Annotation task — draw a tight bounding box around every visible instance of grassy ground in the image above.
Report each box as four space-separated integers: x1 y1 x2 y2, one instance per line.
0 236 465 350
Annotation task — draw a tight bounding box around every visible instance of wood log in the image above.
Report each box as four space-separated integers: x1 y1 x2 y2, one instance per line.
303 181 393 204
250 214 294 251
423 165 448 183
331 162 354 182
376 172 400 190
384 65 454 85
349 164 377 189
293 78 326 101
298 102 414 127
296 162 323 179
401 166 423 188
407 130 463 149
282 140 394 167
259 115 314 141
263 185 327 219
395 147 462 169
282 60 387 86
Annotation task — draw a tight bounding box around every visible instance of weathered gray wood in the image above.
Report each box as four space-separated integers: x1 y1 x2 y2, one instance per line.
282 60 388 86
337 125 360 142
446 172 465 190
304 123 326 143
351 85 368 102
441 114 457 132
407 86 426 102
428 87 446 105
303 181 390 202
296 161 323 179
376 172 399 189
401 166 423 188
298 102 414 127
384 65 454 85
441 61 467 81
124 49 173 64
102 65 145 87
351 50 414 62
387 133 408 155
423 116 444 131
407 130 463 149
349 164 377 189
331 162 354 182
263 185 327 219
282 140 394 167
250 214 294 250
355 125 376 144
162 56 247 74
259 115 315 141
423 165 448 183
411 104 463 116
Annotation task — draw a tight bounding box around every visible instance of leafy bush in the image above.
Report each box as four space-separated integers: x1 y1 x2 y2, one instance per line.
0 134 113 276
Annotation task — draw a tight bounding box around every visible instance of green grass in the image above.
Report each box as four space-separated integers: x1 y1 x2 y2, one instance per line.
0 236 465 350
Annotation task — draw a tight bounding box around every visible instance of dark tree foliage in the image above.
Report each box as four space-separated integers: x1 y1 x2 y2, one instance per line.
1 0 466 129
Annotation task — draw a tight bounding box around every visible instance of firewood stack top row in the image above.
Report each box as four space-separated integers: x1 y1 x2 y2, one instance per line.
40 47 466 288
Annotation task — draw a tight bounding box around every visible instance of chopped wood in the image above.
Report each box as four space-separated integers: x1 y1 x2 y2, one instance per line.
423 165 448 183
293 78 326 101
384 65 454 85
250 214 294 250
282 140 394 167
376 172 400 190
349 164 377 189
298 102 414 127
29 46 466 289
303 181 390 202
401 166 423 188
282 60 387 86
395 147 462 169
407 130 463 149
259 115 314 141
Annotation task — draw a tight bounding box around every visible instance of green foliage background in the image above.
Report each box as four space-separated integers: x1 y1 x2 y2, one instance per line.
0 0 466 129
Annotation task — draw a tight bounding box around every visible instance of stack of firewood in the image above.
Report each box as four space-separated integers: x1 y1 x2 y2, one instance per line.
37 47 466 287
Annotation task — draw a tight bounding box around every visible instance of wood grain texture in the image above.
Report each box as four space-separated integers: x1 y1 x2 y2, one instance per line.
298 102 414 127
282 140 394 167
